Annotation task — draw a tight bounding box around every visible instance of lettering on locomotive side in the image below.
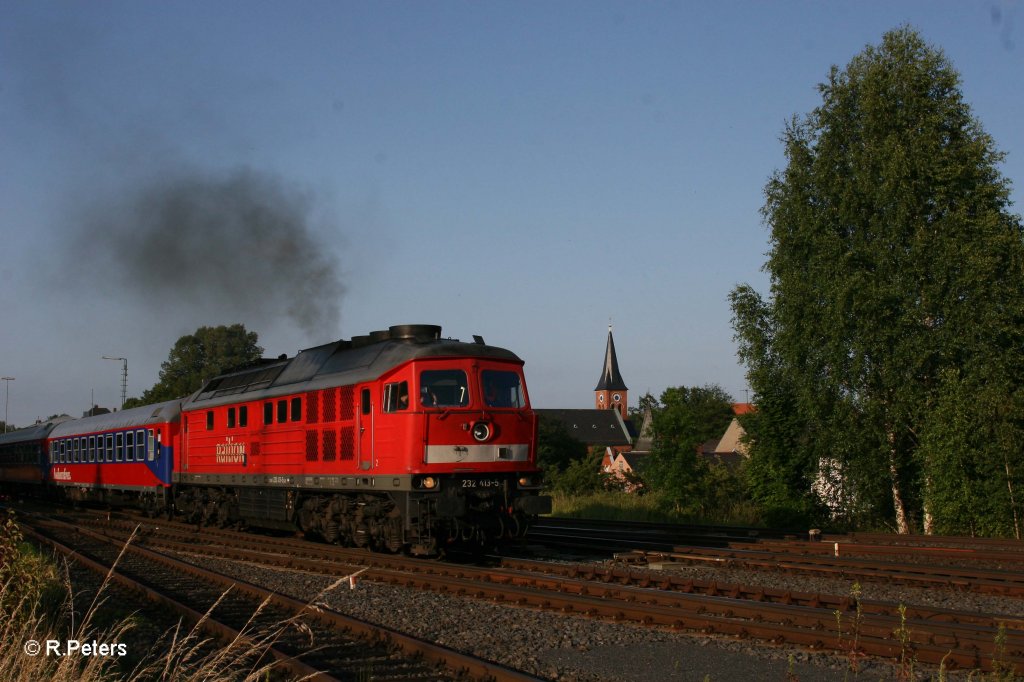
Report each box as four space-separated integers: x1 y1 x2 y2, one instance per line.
52 468 72 481
215 436 247 465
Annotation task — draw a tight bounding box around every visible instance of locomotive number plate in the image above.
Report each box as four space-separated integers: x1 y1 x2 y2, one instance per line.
461 478 503 488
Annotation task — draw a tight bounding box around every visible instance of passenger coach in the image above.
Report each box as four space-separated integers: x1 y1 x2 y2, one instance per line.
0 418 67 491
47 400 178 514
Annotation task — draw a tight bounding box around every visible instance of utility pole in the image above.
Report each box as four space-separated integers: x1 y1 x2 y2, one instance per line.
102 356 127 408
1 377 13 433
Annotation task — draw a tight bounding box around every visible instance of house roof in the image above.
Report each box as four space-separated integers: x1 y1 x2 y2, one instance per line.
732 402 755 415
536 408 632 447
615 451 650 473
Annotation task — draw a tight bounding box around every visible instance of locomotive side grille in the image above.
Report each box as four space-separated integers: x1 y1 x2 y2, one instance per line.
340 426 354 460
307 392 319 425
340 387 354 420
322 429 337 461
322 388 337 423
305 430 318 462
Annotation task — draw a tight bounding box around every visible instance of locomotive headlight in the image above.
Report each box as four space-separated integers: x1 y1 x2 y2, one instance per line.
518 475 534 487
419 476 438 489
471 421 492 442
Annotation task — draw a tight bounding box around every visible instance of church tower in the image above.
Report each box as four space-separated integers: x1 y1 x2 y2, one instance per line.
595 325 628 420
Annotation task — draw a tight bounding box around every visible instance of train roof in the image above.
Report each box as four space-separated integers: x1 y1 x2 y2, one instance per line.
48 399 182 439
186 324 522 410
0 417 73 446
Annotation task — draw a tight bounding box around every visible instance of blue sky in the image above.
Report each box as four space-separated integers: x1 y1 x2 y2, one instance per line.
1 1 1022 425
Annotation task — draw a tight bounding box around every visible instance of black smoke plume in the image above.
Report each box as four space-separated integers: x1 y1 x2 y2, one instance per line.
63 167 343 338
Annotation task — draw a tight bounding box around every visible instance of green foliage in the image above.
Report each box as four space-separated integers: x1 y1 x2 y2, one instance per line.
536 417 609 495
550 485 763 526
1 511 64 623
138 324 264 403
917 370 1024 537
732 27 1024 535
554 448 609 496
644 384 734 512
536 415 588 476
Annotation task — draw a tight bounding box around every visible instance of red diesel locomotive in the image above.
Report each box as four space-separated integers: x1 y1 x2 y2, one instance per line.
0 324 551 555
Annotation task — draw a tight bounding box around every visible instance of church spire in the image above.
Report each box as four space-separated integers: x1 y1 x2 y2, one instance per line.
595 325 628 419
595 325 628 391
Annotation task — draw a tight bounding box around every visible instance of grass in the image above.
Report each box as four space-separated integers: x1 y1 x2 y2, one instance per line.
549 489 765 526
0 509 350 682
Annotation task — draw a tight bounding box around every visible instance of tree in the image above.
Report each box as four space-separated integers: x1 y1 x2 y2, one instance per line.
536 415 589 478
732 27 1024 534
136 324 264 403
644 384 734 511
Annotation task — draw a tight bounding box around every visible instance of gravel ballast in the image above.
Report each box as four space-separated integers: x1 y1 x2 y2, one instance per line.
158 549 1013 681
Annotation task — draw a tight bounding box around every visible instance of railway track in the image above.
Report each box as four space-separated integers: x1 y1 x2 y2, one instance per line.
39 511 1024 674
527 516 796 553
20 513 540 682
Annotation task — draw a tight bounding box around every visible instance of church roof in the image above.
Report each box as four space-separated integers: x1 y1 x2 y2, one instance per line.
536 409 632 447
595 327 628 391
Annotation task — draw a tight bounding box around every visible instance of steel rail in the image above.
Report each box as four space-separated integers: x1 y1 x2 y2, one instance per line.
651 546 1024 597
23 517 542 682
73 516 1024 673
20 525 336 682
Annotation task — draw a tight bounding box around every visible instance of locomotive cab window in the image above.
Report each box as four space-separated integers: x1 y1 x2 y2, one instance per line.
291 397 302 422
383 381 409 412
481 370 525 408
420 370 469 408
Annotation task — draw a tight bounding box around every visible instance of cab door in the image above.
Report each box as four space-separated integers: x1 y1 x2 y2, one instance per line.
357 386 374 470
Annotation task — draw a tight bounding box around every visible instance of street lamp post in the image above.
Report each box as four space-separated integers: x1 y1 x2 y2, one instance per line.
102 356 128 409
1 377 14 433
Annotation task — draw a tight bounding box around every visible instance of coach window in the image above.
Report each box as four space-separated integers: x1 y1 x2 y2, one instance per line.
89 436 96 463
383 381 409 412
206 411 214 431
291 397 302 422
136 430 145 461
277 399 288 424
49 442 55 464
147 429 156 461
105 434 114 462
71 439 78 463
264 402 273 425
239 406 248 428
126 431 135 462
84 437 93 463
116 433 124 462
228 407 236 429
